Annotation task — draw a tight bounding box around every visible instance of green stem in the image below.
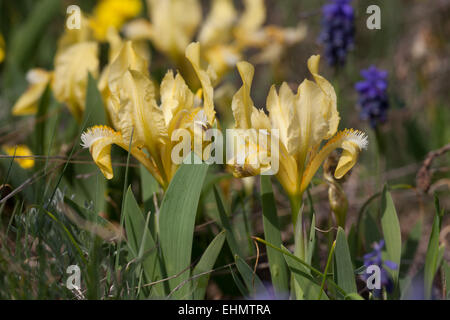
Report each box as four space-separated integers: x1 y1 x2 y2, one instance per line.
289 194 303 229
318 241 336 300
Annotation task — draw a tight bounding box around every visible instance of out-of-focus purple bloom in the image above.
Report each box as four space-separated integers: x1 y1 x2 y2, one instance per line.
319 0 355 66
362 240 397 297
355 66 389 128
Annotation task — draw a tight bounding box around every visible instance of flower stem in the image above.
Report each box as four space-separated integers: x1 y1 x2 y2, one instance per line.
289 194 303 229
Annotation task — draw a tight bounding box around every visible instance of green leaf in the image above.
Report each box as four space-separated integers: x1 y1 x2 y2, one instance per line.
192 231 226 300
260 175 289 297
229 266 249 297
364 212 381 249
159 159 209 299
234 255 267 297
335 227 357 294
72 74 107 213
443 261 450 300
140 164 159 214
34 85 51 157
283 246 329 300
83 73 106 127
7 0 61 69
344 293 364 300
319 241 335 300
213 186 242 257
380 186 401 289
306 214 316 266
249 237 348 298
123 187 158 287
424 200 443 299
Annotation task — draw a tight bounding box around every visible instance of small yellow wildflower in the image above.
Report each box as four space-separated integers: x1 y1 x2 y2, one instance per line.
90 0 143 41
3 145 35 169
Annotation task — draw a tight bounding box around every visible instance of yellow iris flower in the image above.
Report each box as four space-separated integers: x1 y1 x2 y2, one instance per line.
124 0 201 61
3 145 35 169
81 42 215 189
53 41 99 120
12 14 99 121
90 0 142 41
229 55 368 223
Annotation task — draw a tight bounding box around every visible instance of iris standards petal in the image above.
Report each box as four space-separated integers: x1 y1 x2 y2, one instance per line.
231 61 256 129
185 42 216 124
266 83 299 155
160 71 195 126
117 70 167 155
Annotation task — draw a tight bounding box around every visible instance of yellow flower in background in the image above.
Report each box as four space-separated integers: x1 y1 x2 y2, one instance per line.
0 33 5 63
12 69 53 116
124 0 201 61
53 41 99 121
58 13 93 50
3 145 35 169
81 42 215 189
197 0 240 80
228 55 368 222
12 13 100 121
234 0 266 41
123 0 306 83
90 0 142 41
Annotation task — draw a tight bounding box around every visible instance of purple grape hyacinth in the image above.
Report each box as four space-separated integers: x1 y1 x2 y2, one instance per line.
319 0 355 67
362 240 398 297
355 66 389 128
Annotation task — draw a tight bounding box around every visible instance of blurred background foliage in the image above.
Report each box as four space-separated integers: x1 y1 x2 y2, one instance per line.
0 0 449 299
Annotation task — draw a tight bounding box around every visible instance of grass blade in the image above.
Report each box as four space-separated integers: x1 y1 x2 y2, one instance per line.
213 185 242 257
123 187 158 287
424 196 443 299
